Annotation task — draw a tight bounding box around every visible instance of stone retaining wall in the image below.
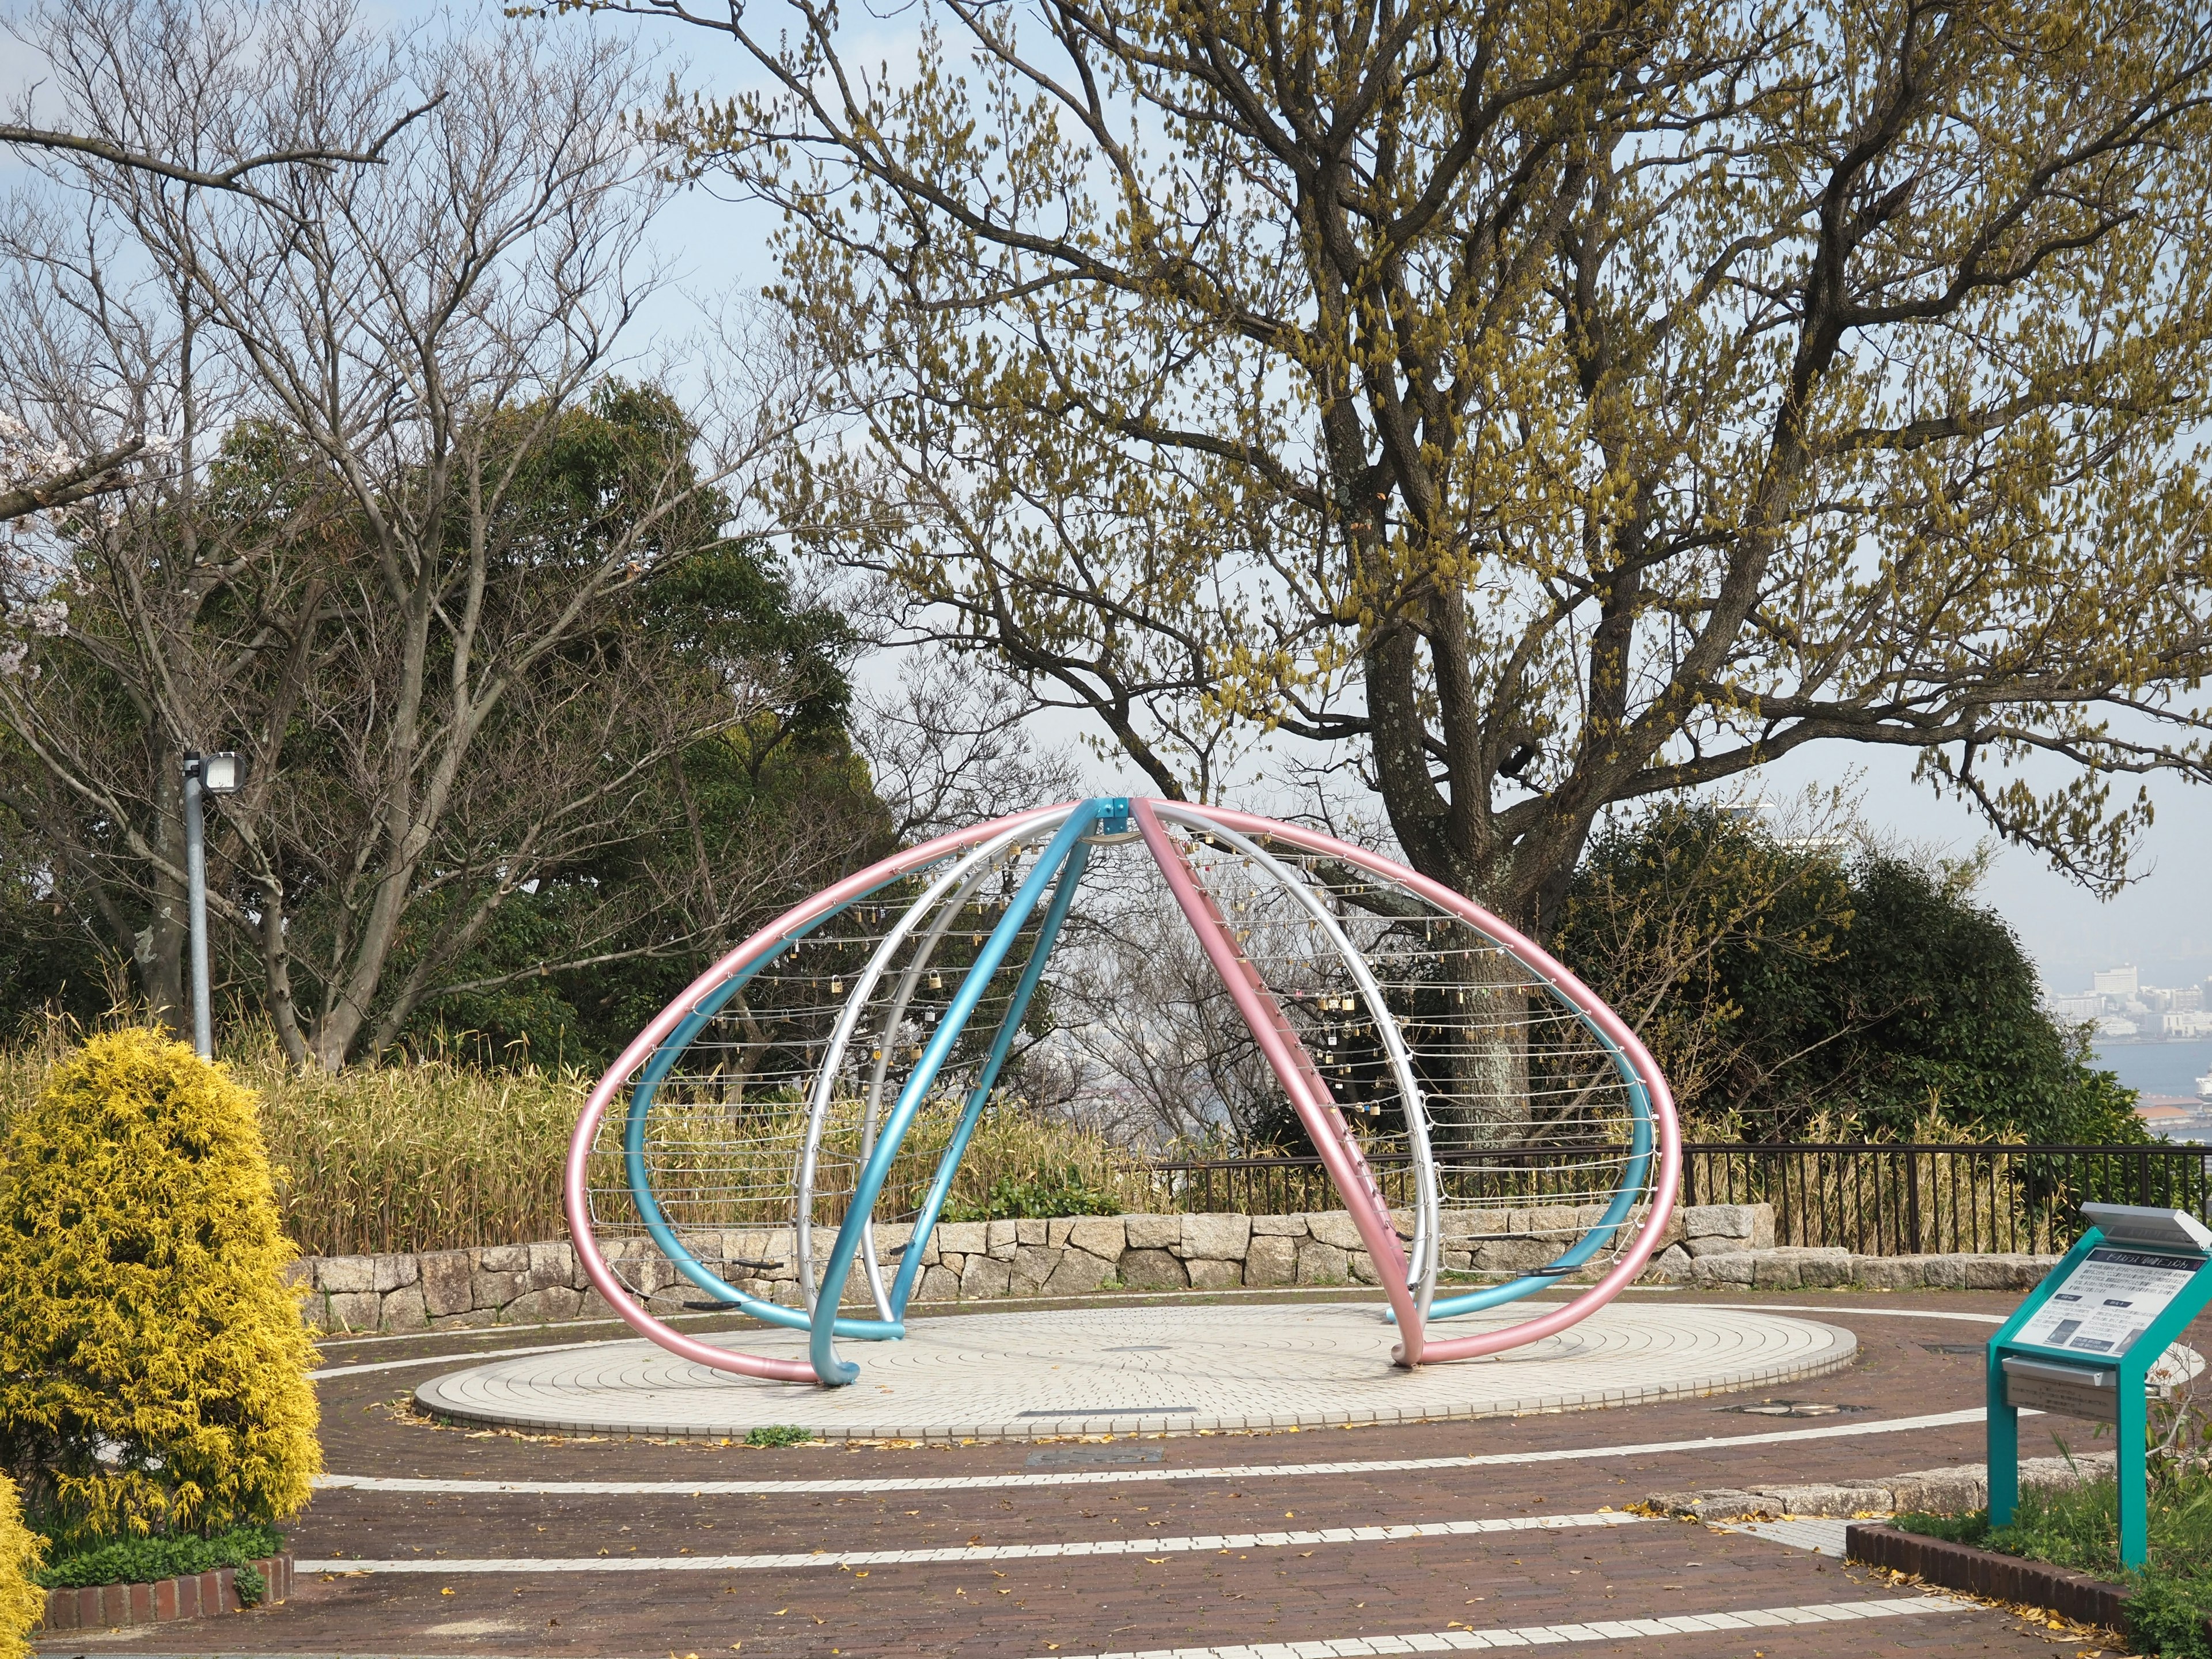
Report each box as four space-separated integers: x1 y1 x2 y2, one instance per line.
289 1201 2054 1333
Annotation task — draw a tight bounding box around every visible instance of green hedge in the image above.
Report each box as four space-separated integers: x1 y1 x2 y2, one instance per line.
32 1522 282 1590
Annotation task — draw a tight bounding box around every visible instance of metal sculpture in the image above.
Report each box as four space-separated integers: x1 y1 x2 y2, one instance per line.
565 798 1680 1385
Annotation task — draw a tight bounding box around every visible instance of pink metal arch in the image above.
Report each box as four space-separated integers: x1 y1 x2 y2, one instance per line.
1183 802 1683 1363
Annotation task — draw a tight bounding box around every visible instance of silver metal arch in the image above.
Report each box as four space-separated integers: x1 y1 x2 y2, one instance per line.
1163 804 1444 1316
793 810 1077 1312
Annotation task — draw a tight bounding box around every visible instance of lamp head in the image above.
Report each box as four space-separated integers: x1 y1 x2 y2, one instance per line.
193 751 244 794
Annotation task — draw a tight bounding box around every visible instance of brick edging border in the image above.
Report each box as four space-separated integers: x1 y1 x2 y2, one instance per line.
37 1552 292 1631
1843 1524 2124 1629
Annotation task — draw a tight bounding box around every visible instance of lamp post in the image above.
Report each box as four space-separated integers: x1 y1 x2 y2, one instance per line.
181 750 243 1059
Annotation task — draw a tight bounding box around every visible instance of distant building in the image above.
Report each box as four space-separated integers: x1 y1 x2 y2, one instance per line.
2138 1102 2192 1129
2164 1010 2212 1037
2095 965 2141 998
2050 993 2104 1021
2177 986 2206 1013
2097 1015 2141 1038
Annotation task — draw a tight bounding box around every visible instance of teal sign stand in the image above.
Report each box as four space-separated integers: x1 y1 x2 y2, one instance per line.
1987 1203 2212 1569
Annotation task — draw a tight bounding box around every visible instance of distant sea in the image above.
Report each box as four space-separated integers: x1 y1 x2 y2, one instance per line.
2090 1037 2212 1100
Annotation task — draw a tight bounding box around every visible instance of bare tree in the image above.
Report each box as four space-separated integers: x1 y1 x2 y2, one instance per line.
854 648 1089 839
0 0 828 1067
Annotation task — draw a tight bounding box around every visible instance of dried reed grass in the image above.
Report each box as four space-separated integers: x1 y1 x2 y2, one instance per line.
0 1021 1155 1255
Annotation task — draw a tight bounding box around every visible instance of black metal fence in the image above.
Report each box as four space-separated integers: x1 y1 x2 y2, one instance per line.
1144 1142 2212 1256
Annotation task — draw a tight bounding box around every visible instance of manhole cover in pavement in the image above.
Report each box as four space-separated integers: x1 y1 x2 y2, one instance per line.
1717 1399 1869 1417
1025 1446 1167 1467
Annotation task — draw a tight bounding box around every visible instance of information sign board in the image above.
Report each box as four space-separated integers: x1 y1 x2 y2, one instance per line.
1987 1205 2212 1570
2010 1246 2202 1358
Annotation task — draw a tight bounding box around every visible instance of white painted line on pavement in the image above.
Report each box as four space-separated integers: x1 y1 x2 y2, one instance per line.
315 1405 1994 1499
328 1509 1645 1573
1014 1595 1975 1657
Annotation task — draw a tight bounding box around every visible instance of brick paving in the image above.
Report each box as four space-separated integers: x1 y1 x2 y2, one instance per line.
35 1289 2146 1657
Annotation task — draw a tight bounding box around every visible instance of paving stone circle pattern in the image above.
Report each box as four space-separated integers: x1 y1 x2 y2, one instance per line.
414 1300 1855 1440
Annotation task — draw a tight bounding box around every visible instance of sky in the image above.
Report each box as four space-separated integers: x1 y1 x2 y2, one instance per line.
5 0 2205 1003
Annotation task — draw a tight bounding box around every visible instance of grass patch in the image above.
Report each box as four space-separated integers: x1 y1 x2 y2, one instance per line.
1892 1475 2212 1657
33 1522 282 1590
744 1425 814 1448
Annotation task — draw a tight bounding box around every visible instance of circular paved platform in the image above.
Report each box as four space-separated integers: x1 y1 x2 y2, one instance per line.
414 1301 1856 1441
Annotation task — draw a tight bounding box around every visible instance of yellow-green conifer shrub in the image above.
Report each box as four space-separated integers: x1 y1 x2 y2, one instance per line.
0 1474 43 1659
0 1029 320 1548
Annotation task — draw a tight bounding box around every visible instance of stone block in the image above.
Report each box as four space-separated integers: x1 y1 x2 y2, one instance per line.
1186 1257 1243 1291
372 1253 419 1293
479 1243 530 1273
1690 1251 1755 1286
1760 1483 1897 1518
1687 1234 1751 1257
1919 1255 1970 1290
471 1268 526 1310
939 1252 965 1277
1047 1218 1075 1248
961 1255 1014 1298
1751 1251 1800 1290
1011 1245 1058 1295
316 1255 374 1294
1347 1251 1381 1285
1772 1247 1853 1287
1753 1204 1777 1250
1643 1205 1685 1251
527 1241 572 1290
1016 1218 1047 1247
1295 1238 1350 1286
1244 1234 1297 1287
1888 1464 1989 1514
918 1265 962 1302
380 1285 429 1332
1067 1216 1127 1259
1640 1244 1693 1283
1510 1205 1580 1240
1683 1204 1756 1240
1250 1213 1308 1236
1441 1209 1514 1241
1849 1254 1925 1289
938 1222 988 1256
324 1290 380 1332
419 1251 475 1316
1043 1250 1112 1297
1304 1210 1365 1251
505 1286 582 1324
1649 1488 1782 1522
1124 1213 1182 1250
1961 1253 2046 1290
986 1219 1020 1260
1118 1247 1187 1290
1179 1213 1251 1262
1475 1237 1552 1272
282 1259 314 1290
